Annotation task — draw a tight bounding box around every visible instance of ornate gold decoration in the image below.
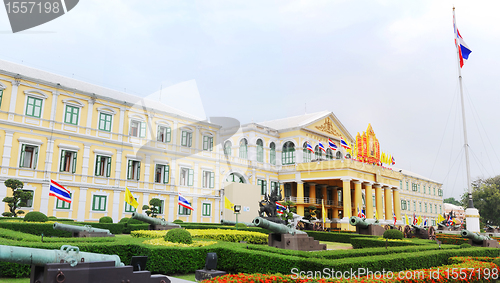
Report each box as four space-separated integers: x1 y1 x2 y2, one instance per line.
315 118 342 137
356 124 380 164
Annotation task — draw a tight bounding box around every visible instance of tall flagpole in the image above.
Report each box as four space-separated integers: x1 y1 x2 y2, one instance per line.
453 7 479 232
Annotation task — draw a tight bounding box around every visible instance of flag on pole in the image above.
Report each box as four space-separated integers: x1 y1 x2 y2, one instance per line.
454 15 472 68
393 212 397 225
405 213 409 225
328 138 337 151
361 209 366 219
49 180 71 203
340 137 351 149
224 196 234 210
437 213 445 223
375 209 379 220
322 199 326 226
178 193 193 210
423 218 428 227
306 141 314 153
318 141 326 153
125 187 139 209
391 156 396 165
276 202 286 215
417 215 423 226
357 205 362 218
412 213 418 225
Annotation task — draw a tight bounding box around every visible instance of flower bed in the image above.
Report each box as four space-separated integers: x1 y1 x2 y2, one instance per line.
131 229 268 244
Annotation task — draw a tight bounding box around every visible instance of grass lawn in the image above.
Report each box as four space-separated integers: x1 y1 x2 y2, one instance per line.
0 278 29 283
320 241 352 250
171 274 196 282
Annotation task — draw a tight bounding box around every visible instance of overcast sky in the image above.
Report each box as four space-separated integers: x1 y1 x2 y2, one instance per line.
1 0 499 200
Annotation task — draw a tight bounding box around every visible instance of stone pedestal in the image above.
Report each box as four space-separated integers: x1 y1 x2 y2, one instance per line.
356 225 385 236
268 233 326 251
469 239 500 248
195 269 227 281
150 224 181 230
75 231 114 237
465 208 480 233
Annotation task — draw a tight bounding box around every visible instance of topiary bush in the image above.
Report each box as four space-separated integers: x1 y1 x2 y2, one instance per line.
383 229 404 240
23 211 48 222
164 228 192 244
461 243 472 249
119 218 130 223
99 216 113 223
173 219 183 224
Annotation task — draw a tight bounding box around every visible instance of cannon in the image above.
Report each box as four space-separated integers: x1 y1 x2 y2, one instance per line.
409 224 434 239
252 217 325 251
349 216 385 236
131 212 180 230
53 222 114 237
0 245 169 283
461 229 500 248
485 224 499 233
220 219 255 227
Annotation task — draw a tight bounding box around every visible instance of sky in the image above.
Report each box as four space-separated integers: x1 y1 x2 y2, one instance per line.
1 0 499 200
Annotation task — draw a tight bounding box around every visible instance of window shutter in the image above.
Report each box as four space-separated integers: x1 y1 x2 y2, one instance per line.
157 126 161 141
188 169 194 186
101 196 106 210
95 155 101 176
72 152 77 173
127 160 133 179
136 162 141 181
210 137 213 151
164 165 170 183
59 150 66 172
210 172 214 188
33 147 38 169
188 133 192 147
19 144 26 167
140 122 146 138
106 157 111 177
166 127 171 142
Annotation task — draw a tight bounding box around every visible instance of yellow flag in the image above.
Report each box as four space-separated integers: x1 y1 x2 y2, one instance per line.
375 209 379 220
437 214 445 223
224 196 234 210
125 187 139 209
405 213 409 225
417 215 423 225
322 199 326 226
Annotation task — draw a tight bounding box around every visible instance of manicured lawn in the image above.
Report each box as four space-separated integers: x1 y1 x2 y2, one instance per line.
0 278 29 283
171 273 196 281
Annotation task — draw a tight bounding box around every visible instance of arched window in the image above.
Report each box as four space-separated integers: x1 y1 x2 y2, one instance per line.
270 142 276 165
239 139 248 159
336 151 342 159
224 141 232 156
314 145 322 159
256 139 263 162
326 148 333 160
226 173 244 183
282 142 295 165
303 142 311 163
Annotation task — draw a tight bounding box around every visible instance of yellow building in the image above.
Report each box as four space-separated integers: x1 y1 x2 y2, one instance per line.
0 60 443 229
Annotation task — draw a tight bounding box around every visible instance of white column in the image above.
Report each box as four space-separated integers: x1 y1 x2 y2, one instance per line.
115 149 122 186
77 187 88 221
146 113 153 141
118 107 125 142
172 121 178 148
170 158 177 186
144 154 151 186
1 130 15 175
192 196 198 222
168 194 175 222
44 139 55 179
214 198 220 223
194 163 199 188
194 126 201 151
86 99 94 135
81 144 91 183
142 193 150 213
49 92 59 128
39 182 50 215
112 190 121 223
8 80 20 121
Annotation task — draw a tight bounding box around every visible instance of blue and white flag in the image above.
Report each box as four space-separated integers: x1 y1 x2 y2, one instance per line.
49 180 71 203
318 140 326 153
178 193 194 210
328 138 337 151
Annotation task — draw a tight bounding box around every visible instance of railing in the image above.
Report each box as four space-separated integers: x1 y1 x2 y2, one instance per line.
284 196 342 206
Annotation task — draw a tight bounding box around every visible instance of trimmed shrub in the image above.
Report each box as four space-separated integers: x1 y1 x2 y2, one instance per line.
23 211 48 223
0 222 71 237
173 219 183 224
493 257 500 268
119 218 130 223
461 243 472 249
164 228 192 244
350 237 427 249
235 223 247 229
99 216 113 223
383 229 403 240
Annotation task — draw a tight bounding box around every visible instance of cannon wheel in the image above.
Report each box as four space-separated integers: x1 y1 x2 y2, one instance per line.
404 225 412 238
428 226 436 240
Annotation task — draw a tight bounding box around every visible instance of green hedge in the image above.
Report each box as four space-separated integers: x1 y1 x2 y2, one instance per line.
305 231 376 243
350 237 429 249
0 222 71 237
123 224 149 234
78 223 124 235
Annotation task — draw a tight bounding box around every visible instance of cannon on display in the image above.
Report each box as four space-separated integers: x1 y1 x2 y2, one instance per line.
349 216 385 236
0 245 169 283
408 224 435 240
461 229 500 248
131 212 181 230
53 222 114 237
252 217 325 251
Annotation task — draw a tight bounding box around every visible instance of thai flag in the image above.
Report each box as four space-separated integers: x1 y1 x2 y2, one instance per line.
276 202 287 215
423 218 428 227
357 205 362 218
454 18 472 68
340 137 350 149
412 213 417 225
49 180 71 203
393 213 397 225
328 138 337 151
391 156 395 165
318 141 326 153
447 215 453 226
178 193 194 210
306 141 314 153
361 209 366 219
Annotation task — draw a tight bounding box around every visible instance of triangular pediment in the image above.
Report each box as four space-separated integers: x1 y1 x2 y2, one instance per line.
302 114 353 141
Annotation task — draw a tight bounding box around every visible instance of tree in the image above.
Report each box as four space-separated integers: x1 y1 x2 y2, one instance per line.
460 176 500 226
303 205 318 221
2 179 32 217
279 200 297 223
443 197 461 206
142 198 162 218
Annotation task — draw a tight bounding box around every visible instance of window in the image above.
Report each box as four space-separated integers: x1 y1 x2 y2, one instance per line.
401 200 407 210
179 205 191 215
372 196 376 207
400 181 402 190
224 141 232 156
425 203 428 213
0 89 3 107
19 144 39 169
438 189 443 196
56 194 71 209
155 164 170 184
125 198 137 212
226 173 244 183
336 151 342 159
423 185 426 194
64 105 79 125
181 131 193 147
92 195 107 211
98 113 112 132
430 204 432 213
282 142 295 165
412 183 417 191
202 171 215 188
433 187 436 195
157 125 171 143
127 160 141 180
326 148 333 160
439 205 442 214
59 150 77 173
418 184 420 192
435 204 438 214
406 182 409 190
202 203 211 216
157 200 165 214
303 142 311 163
419 202 422 212
413 201 416 211
256 139 263 162
130 120 146 138
203 136 213 151
257 179 267 195
20 190 34 208
25 96 42 118
271 181 279 194
180 168 194 186
239 139 248 159
95 155 111 177
432 220 436 226
270 142 276 165
314 145 322 160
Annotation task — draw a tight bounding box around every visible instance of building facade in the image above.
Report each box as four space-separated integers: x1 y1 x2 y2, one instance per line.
0 60 443 229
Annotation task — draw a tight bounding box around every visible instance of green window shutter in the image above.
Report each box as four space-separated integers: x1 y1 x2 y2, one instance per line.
106 157 111 177
0 90 3 106
166 128 171 142
95 155 101 176
181 131 186 146
210 172 214 188
188 133 192 147
164 165 169 184
127 160 133 179
33 147 38 169
72 152 77 173
209 137 213 151
157 127 161 141
101 196 106 211
188 169 194 186
203 136 207 150
136 162 141 181
19 144 26 167
59 150 66 172
139 122 146 138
